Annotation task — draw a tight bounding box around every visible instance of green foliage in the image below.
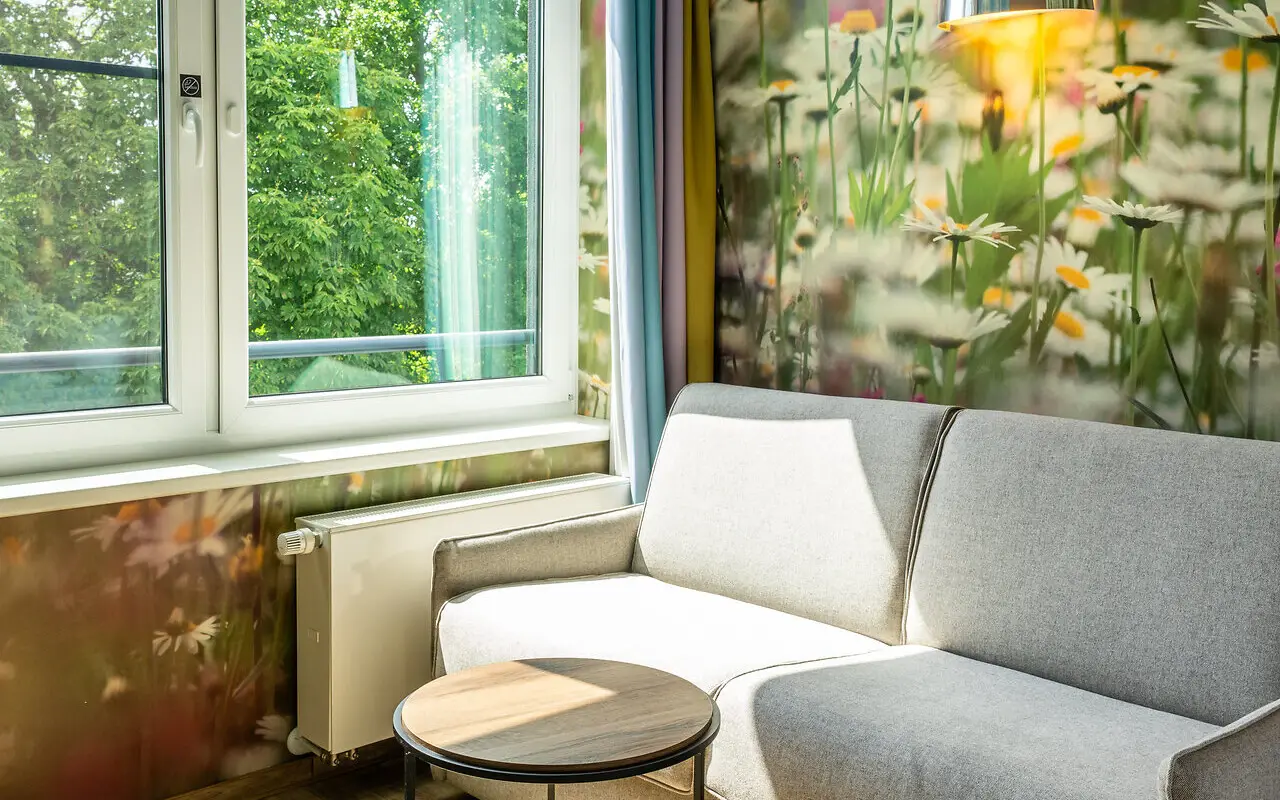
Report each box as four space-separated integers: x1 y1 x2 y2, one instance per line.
0 0 534 408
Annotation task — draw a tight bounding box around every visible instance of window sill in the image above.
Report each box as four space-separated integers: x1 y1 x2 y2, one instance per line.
0 416 610 518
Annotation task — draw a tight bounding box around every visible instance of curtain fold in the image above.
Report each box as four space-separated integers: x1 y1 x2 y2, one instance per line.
660 0 688 407
684 0 717 385
607 0 665 501
607 0 715 500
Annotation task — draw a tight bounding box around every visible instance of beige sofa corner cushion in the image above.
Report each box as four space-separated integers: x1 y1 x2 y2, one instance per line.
636 384 953 643
436 573 885 793
709 647 1217 800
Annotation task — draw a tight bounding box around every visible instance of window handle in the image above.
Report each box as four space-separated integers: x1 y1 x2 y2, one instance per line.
225 102 244 137
182 101 204 168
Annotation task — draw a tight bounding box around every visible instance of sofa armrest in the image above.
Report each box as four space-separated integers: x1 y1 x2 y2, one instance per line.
431 503 642 628
1160 697 1280 800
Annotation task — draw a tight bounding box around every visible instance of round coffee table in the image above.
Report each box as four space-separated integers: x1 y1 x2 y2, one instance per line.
393 658 720 800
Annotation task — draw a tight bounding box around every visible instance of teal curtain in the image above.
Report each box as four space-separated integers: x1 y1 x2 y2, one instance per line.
607 0 666 501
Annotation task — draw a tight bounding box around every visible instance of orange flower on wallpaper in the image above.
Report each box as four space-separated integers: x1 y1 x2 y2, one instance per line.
228 535 265 581
0 536 28 567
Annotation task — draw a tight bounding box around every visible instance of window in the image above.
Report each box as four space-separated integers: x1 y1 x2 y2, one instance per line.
0 0 580 476
0 2 165 416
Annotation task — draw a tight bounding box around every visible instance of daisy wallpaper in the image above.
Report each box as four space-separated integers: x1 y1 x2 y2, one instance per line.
714 0 1280 437
579 0 613 421
0 443 609 799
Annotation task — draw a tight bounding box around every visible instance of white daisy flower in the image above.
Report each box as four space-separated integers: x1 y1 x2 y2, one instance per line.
1026 237 1131 314
981 287 1031 312
1081 195 1184 229
1226 342 1280 375
790 29 858 84
126 489 252 576
1064 205 1115 249
1031 105 1118 165
256 714 293 743
1194 45 1276 98
1086 19 1209 76
901 203 1019 249
1193 209 1273 248
1042 306 1113 365
815 230 941 287
907 164 949 217
101 675 129 702
861 62 961 127
1191 1 1280 44
578 248 606 273
830 9 880 45
1121 153 1272 213
791 215 822 251
1077 66 1196 103
152 608 220 656
868 292 1010 350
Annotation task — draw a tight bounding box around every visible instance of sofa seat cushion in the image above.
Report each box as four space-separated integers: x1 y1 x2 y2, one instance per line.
709 646 1219 800
436 573 887 793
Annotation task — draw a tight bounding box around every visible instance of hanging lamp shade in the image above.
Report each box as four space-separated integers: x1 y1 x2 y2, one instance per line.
938 0 1095 30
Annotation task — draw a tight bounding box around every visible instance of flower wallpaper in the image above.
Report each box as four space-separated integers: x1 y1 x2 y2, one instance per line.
714 0 1280 437
0 442 608 799
578 0 612 421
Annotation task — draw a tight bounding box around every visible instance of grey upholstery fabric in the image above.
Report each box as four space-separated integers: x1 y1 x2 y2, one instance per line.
430 505 641 677
908 410 1280 725
711 646 1217 800
635 383 953 643
436 573 886 793
1161 697 1280 800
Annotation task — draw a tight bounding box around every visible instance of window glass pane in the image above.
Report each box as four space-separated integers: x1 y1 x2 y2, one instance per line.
0 0 158 66
0 2 164 418
245 0 537 398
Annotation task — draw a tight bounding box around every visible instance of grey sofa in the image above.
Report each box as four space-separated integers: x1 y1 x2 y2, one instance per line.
429 383 1280 800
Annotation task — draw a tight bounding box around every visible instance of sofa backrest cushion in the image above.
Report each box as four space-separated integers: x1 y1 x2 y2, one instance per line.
907 409 1280 725
633 384 954 644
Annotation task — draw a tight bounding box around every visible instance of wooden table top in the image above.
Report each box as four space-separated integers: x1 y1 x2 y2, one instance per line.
397 658 715 775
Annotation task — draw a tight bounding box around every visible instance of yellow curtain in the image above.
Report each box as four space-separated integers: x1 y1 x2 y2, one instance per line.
683 0 716 384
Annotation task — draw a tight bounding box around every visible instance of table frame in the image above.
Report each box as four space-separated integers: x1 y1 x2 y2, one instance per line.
393 698 720 800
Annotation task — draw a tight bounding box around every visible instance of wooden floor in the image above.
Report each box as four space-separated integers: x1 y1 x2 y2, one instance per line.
265 760 471 800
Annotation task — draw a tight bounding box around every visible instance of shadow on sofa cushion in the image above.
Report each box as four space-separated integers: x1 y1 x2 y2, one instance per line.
437 573 886 792
710 646 1218 800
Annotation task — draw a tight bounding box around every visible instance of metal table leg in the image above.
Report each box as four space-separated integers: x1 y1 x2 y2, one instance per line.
404 749 417 800
694 749 706 800
547 784 556 800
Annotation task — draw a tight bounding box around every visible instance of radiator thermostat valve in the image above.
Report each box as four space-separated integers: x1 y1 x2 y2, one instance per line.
277 528 323 557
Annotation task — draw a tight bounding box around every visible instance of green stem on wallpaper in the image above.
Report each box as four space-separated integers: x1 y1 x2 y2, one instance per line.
1110 0 1125 65
1150 277 1201 434
1118 116 1143 159
941 346 957 404
1126 227 1144 425
1239 40 1250 178
883 16 922 207
853 50 866 173
1029 15 1048 363
1247 264 1264 438
863 0 896 226
776 103 791 388
823 0 839 228
1264 56 1280 344
948 240 961 302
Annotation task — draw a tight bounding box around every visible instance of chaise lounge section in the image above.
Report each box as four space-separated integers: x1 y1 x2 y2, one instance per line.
429 384 1280 800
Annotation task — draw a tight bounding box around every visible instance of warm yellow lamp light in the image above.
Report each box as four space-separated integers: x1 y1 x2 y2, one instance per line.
938 0 1095 30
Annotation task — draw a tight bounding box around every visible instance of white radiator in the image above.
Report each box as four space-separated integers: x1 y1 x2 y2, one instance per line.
282 472 632 757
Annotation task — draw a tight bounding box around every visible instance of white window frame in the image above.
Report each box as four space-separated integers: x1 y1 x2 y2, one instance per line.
0 0 581 477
